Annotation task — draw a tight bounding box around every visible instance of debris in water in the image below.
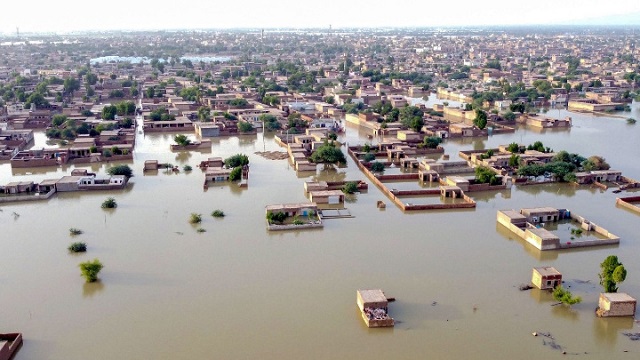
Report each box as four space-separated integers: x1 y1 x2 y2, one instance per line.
519 284 533 291
431 301 437 306
623 332 640 341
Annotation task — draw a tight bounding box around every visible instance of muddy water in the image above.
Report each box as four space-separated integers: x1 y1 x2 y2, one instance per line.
1 104 640 360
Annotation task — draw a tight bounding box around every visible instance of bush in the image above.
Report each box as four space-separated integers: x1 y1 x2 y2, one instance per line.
68 242 87 253
229 167 242 181
211 210 225 218
267 211 287 224
224 154 250 168
183 165 193 172
107 165 133 178
69 228 83 236
101 197 117 209
189 213 202 224
196 228 206 233
423 136 443 149
79 259 103 283
553 286 581 306
363 153 375 162
342 182 358 194
370 161 385 172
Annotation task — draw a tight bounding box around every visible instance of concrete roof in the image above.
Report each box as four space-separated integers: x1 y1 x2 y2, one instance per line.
533 266 561 277
602 293 637 302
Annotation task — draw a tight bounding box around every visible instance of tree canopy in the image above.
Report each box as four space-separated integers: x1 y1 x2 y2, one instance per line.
599 255 627 293
309 142 346 164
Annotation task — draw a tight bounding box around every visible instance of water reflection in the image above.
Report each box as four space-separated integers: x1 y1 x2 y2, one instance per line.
593 316 635 348
471 189 512 202
550 304 580 322
82 281 105 298
494 223 559 261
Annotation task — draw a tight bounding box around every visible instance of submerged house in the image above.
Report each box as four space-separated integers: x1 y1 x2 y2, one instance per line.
356 289 394 328
532 267 562 290
597 293 637 317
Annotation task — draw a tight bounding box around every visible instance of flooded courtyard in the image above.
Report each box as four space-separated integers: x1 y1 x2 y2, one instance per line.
1 102 640 359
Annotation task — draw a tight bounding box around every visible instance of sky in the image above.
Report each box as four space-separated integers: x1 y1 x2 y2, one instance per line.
1 0 640 34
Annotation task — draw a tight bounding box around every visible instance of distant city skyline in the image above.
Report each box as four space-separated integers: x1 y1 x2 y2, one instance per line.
2 0 640 34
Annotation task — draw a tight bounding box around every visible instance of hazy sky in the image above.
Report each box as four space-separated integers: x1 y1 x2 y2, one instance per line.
2 0 640 33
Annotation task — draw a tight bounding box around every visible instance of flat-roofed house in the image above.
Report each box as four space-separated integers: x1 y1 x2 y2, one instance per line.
532 267 562 290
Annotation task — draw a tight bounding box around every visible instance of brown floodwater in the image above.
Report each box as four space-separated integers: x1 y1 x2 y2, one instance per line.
1 102 640 359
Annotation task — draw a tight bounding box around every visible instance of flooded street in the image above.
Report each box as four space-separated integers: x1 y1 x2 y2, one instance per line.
1 103 640 359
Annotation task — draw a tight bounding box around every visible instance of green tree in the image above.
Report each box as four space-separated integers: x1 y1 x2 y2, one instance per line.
370 161 385 172
400 106 424 132
238 121 253 132
474 109 488 130
101 105 118 120
508 154 520 167
229 166 242 181
107 165 133 178
582 156 610 171
475 166 500 185
503 111 516 121
198 106 211 121
599 256 627 293
224 154 250 168
174 134 192 146
423 136 443 149
342 182 358 194
63 77 80 95
79 259 103 283
101 197 117 209
309 142 346 164
553 286 582 306
52 114 67 127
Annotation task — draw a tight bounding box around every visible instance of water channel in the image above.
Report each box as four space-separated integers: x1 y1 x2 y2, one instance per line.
1 99 639 359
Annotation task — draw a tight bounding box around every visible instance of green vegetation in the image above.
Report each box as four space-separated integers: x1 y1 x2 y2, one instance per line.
599 256 627 293
475 166 501 185
229 167 242 181
101 197 117 209
224 154 250 168
553 286 582 306
196 228 206 233
107 164 133 178
149 107 176 121
627 118 637 124
506 142 521 153
174 134 192 146
69 228 83 236
342 182 358 194
259 114 281 131
423 136 443 149
473 109 488 130
309 141 346 164
238 121 254 132
211 210 225 218
400 106 424 132
189 213 202 224
79 259 103 283
267 211 288 224
370 161 385 172
183 165 193 172
570 228 583 236
363 153 376 162
68 242 87 253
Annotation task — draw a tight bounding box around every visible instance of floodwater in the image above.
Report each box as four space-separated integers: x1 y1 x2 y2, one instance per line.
1 102 640 360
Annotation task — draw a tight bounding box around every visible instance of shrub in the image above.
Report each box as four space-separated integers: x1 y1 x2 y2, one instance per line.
224 154 250 168
69 228 83 235
68 242 87 253
370 161 385 172
183 165 193 171
189 213 202 224
342 181 358 194
229 167 242 181
211 210 225 218
79 259 103 283
293 218 304 225
107 164 133 178
267 211 287 224
196 228 206 233
363 153 375 162
553 286 581 306
101 197 117 209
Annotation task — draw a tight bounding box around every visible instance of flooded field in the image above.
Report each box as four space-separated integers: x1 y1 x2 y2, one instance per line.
1 102 640 359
